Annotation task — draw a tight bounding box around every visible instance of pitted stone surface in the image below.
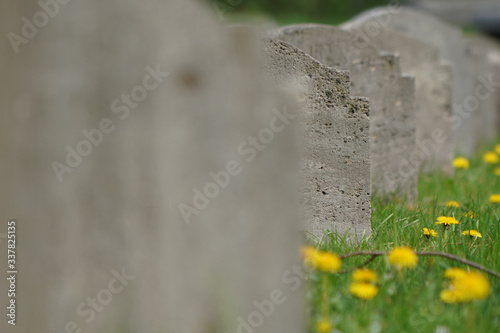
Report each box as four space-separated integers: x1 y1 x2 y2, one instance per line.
270 24 417 202
344 6 475 156
341 22 455 175
263 38 371 241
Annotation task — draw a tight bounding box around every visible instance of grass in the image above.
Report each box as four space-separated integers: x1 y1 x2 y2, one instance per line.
224 12 351 26
306 143 500 333
223 8 353 26
224 8 481 35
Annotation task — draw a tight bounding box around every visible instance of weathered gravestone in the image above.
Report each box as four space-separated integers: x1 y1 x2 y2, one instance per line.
269 24 418 203
262 38 371 241
0 1 304 332
347 6 476 156
341 21 455 175
465 35 500 144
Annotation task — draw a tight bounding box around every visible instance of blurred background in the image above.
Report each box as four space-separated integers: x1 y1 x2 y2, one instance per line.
205 0 500 36
208 0 393 25
206 0 397 25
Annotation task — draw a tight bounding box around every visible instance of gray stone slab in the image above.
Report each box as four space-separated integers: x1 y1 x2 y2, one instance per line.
269 24 417 203
341 22 455 175
262 38 371 241
0 1 303 333
465 35 500 144
344 6 475 156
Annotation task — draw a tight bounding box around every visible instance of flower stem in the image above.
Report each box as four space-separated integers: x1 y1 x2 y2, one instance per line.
339 251 500 279
321 274 329 318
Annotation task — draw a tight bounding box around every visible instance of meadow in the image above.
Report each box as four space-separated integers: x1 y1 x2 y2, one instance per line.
304 143 500 333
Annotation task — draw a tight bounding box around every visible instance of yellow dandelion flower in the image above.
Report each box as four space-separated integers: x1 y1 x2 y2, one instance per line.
387 246 418 270
489 194 500 203
315 319 332 333
348 282 379 300
483 151 499 164
440 271 491 303
443 268 468 280
495 167 500 176
462 230 482 238
303 248 341 274
452 157 469 169
422 227 438 237
440 289 461 303
464 211 474 219
315 252 341 273
445 201 459 208
435 216 459 226
300 246 317 258
495 144 500 155
301 246 318 267
351 268 378 283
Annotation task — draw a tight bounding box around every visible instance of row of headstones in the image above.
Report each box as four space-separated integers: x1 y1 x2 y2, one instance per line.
265 5 500 240
1 1 500 333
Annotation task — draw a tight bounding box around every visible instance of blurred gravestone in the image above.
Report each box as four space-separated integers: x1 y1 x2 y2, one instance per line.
464 35 500 143
0 1 303 333
270 24 418 203
341 22 455 175
413 0 500 29
347 6 475 156
262 38 371 241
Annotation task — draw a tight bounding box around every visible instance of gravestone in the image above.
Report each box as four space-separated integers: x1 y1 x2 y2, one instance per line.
341 22 455 175
262 38 371 241
413 0 499 25
0 1 303 333
346 6 475 156
270 24 417 203
465 35 500 143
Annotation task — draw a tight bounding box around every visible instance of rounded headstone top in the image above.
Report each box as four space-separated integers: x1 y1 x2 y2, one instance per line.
342 5 463 61
269 24 382 69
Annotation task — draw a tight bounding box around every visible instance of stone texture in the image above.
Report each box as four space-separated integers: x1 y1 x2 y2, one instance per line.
341 22 455 175
345 6 475 156
262 38 371 241
270 24 417 203
0 1 303 333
